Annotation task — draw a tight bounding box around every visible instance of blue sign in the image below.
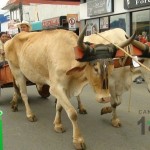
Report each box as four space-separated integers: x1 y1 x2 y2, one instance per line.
0 14 10 23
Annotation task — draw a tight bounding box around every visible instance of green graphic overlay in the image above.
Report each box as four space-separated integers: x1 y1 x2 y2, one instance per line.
147 120 150 125
0 110 3 150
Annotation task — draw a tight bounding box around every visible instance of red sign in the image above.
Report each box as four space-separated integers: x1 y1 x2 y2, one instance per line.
42 17 60 28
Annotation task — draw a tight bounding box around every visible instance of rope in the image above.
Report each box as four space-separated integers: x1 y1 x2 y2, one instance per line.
128 75 132 112
96 32 150 72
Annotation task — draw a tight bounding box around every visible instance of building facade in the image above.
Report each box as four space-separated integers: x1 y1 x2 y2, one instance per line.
80 0 150 41
2 0 80 34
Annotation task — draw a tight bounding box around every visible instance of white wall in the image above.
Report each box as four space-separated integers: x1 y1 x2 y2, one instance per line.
1 21 9 32
23 4 80 22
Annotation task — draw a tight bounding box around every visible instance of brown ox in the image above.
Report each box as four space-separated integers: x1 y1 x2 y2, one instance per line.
75 28 145 127
4 26 134 149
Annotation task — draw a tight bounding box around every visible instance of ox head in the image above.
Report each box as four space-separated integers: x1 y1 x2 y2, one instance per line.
72 25 136 103
84 59 114 103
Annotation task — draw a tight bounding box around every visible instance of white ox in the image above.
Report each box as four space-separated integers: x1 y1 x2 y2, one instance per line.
76 28 146 127
4 26 134 149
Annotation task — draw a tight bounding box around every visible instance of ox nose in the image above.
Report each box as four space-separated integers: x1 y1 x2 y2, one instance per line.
97 96 111 103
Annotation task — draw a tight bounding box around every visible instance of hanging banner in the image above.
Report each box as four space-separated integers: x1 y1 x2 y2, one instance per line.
42 16 67 29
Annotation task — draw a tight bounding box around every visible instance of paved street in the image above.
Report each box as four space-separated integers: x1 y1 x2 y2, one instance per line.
0 82 150 150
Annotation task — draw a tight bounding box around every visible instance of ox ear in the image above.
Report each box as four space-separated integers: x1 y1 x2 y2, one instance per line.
66 65 86 75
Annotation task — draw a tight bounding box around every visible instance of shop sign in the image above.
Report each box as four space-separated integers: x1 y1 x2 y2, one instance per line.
42 17 60 29
87 0 114 17
124 0 150 9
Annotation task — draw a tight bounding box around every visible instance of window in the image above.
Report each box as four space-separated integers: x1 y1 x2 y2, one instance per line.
86 18 99 35
132 10 150 42
110 14 127 31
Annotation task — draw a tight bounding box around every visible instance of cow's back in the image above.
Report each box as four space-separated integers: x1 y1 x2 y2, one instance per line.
84 28 127 44
4 30 81 84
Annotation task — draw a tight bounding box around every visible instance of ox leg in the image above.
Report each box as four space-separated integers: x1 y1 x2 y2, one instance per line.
51 86 86 150
53 101 65 133
18 78 37 121
111 96 121 127
76 96 87 114
10 68 37 122
10 79 21 112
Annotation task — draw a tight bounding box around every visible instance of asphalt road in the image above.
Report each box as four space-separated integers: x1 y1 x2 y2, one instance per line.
0 82 150 150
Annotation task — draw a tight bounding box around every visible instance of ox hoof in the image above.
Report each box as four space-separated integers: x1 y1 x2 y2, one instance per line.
11 105 18 112
73 138 86 150
54 124 66 133
101 107 112 115
10 101 18 112
78 108 87 114
27 115 37 122
111 118 122 127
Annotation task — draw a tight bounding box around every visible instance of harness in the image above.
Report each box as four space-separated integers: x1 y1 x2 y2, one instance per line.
74 42 147 90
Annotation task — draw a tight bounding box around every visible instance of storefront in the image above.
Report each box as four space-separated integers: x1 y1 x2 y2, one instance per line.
80 0 150 40
125 1 150 42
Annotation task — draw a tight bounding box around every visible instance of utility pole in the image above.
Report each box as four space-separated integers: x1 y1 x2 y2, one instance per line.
19 0 23 22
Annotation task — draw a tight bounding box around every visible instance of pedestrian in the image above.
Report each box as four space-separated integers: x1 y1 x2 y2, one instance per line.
16 20 32 32
0 32 8 63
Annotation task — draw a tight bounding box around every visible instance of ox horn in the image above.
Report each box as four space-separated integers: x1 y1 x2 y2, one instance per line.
77 24 88 52
118 31 136 48
131 39 147 51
